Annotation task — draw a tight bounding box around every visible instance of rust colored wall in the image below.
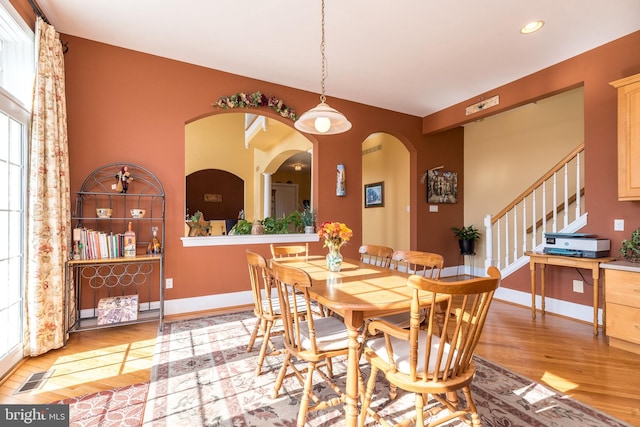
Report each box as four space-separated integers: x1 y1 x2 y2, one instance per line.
9 0 35 29
423 31 640 305
61 35 457 301
186 169 244 221
417 127 465 263
15 0 640 309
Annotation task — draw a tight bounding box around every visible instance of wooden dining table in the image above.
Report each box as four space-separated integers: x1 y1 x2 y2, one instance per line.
273 255 431 427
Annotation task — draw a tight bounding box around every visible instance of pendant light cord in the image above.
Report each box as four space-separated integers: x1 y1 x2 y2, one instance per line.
320 0 327 104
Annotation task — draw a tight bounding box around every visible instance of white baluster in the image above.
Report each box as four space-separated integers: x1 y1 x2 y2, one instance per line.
484 214 493 271
532 189 537 249
576 152 581 219
552 172 558 233
564 163 569 228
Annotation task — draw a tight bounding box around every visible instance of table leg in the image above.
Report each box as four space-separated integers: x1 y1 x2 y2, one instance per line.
529 261 536 319
540 263 546 315
592 267 600 336
342 310 364 427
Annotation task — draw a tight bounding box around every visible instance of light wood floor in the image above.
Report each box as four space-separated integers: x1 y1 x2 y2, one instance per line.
1 301 639 426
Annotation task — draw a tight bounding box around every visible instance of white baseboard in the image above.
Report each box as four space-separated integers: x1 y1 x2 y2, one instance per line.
164 291 254 315
494 286 600 325
78 289 597 325
161 286 598 326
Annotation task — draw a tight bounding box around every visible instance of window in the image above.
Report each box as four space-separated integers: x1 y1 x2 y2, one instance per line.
0 0 33 378
0 0 34 107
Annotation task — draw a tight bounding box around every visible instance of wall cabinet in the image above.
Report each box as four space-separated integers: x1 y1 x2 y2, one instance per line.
603 262 640 354
65 163 165 335
610 73 640 201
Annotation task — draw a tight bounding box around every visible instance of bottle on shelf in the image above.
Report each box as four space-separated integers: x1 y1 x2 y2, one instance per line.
147 226 162 254
124 222 136 257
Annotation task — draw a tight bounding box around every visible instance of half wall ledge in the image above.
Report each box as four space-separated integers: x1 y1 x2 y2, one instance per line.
181 233 319 247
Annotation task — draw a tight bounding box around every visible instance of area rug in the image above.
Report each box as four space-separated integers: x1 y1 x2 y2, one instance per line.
54 382 149 426
142 311 632 427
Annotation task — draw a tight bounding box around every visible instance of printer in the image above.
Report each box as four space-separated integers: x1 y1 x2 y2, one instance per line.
543 233 610 258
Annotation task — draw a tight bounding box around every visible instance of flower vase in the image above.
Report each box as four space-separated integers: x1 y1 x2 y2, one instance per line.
326 247 343 272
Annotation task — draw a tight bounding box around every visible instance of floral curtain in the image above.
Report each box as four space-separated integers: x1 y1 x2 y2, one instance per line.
24 17 71 357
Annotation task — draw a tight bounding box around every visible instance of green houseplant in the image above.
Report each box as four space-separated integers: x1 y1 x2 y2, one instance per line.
229 219 252 235
451 225 480 255
230 212 307 235
619 227 640 262
301 207 316 233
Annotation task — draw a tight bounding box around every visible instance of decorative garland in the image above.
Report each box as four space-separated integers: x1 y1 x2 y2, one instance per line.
213 91 297 121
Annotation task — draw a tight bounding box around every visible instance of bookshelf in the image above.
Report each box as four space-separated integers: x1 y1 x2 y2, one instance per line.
65 163 165 336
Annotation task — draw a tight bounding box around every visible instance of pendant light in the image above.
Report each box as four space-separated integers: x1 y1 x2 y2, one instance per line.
294 0 351 135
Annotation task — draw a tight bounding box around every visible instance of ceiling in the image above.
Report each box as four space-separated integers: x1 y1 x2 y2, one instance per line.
37 1 640 117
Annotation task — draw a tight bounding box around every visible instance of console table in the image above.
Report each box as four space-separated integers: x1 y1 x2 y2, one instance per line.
525 251 613 335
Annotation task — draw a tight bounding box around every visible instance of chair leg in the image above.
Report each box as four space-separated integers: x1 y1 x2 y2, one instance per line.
255 319 274 376
461 386 481 427
326 357 334 377
389 383 398 401
445 390 459 409
272 352 292 399
296 361 317 427
358 365 378 427
246 318 261 352
415 392 425 426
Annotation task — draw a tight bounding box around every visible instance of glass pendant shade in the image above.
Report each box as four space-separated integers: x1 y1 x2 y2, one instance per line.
294 101 352 135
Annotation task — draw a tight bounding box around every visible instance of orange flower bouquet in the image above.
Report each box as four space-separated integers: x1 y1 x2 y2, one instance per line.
317 222 352 271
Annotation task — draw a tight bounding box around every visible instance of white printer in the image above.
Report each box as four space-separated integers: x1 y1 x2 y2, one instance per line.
543 233 610 258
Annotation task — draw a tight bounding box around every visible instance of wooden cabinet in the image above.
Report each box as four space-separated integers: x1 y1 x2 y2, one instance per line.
65 163 165 336
610 73 640 201
603 263 640 354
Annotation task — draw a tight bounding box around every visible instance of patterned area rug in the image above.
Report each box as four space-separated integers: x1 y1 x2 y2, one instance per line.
54 382 149 426
142 311 632 427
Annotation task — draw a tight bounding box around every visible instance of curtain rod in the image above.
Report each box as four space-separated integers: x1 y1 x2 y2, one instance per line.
27 0 69 53
28 0 50 24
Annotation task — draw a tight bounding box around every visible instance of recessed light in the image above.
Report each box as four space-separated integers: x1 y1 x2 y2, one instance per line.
520 20 544 34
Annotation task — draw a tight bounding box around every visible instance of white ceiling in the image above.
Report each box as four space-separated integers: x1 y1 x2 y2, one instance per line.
37 0 640 117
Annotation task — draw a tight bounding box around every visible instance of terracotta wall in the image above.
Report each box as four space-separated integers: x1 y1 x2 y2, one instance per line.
423 31 640 301
59 34 459 302
13 0 640 312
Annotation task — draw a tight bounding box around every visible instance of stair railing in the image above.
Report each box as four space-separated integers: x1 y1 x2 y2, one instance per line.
484 143 586 276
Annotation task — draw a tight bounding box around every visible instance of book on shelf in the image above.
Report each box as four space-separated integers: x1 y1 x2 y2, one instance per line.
74 227 126 260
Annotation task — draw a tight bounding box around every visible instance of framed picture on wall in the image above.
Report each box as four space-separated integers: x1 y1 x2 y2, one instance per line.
426 170 458 203
364 182 384 208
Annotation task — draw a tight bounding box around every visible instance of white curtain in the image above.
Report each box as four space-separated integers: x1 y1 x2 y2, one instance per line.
23 17 71 357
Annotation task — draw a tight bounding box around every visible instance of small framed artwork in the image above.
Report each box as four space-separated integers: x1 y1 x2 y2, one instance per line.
203 193 223 203
427 170 458 204
364 181 384 208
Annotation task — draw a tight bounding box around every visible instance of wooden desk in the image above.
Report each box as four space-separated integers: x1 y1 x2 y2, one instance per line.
525 251 613 336
275 256 420 427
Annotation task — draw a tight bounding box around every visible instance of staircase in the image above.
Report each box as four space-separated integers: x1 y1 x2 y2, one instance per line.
483 143 586 277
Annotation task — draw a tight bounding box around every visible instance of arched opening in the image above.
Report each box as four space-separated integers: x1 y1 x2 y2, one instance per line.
361 133 410 251
185 112 312 234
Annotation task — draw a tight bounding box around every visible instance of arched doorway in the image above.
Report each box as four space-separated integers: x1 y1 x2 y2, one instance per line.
361 133 410 251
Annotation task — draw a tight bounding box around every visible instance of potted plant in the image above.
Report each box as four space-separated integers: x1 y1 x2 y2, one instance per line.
451 225 480 255
619 227 640 262
229 219 252 235
301 207 316 233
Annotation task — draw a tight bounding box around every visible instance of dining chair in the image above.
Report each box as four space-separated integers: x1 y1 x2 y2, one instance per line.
245 251 306 376
392 250 444 276
245 251 283 376
270 243 309 258
359 266 501 427
359 244 395 268
270 260 350 427
381 251 445 328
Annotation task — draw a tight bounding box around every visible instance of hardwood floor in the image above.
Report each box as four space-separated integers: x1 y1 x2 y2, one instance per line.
1 301 639 425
